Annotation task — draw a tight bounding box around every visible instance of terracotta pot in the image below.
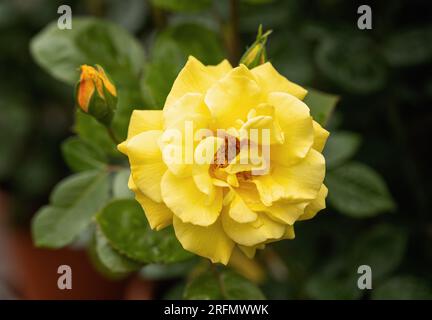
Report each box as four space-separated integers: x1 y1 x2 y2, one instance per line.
1 191 155 300
123 276 155 300
0 191 127 300
9 230 128 299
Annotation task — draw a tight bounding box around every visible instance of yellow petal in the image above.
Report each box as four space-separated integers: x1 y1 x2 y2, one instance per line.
77 78 95 112
221 209 285 247
253 149 325 204
224 142 268 176
262 201 307 225
135 190 173 231
128 175 172 230
238 245 257 259
206 59 233 78
173 216 234 265
127 110 163 139
126 130 166 203
251 62 307 99
251 174 285 206
272 149 325 201
95 65 116 97
229 248 265 283
283 225 295 239
241 114 284 145
164 56 231 110
161 171 223 226
192 136 225 201
233 182 268 209
299 184 328 221
268 92 314 166
205 65 263 129
163 93 211 130
239 243 266 259
229 193 258 223
159 128 192 177
161 93 212 177
312 121 330 153
127 174 138 191
235 182 306 225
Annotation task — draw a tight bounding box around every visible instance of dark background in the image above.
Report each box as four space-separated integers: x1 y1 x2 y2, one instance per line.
0 0 431 299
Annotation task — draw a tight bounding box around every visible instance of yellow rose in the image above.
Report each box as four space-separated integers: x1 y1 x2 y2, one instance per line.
118 56 329 265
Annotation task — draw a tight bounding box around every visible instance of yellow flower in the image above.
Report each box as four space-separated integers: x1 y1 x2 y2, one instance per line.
118 56 329 265
76 64 117 125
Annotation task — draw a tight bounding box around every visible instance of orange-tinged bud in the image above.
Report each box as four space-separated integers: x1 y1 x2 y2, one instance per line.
76 64 117 125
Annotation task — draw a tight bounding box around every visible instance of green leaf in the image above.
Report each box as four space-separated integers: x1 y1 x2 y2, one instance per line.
159 24 224 65
303 88 339 126
140 40 183 109
31 18 146 139
350 224 407 280
61 136 107 172
324 131 361 169
150 0 211 12
141 23 225 109
96 199 192 263
372 276 432 300
32 171 110 248
89 228 141 278
112 169 134 199
382 27 432 67
73 111 118 157
140 259 197 280
326 162 396 217
30 17 145 85
316 35 387 94
184 270 266 300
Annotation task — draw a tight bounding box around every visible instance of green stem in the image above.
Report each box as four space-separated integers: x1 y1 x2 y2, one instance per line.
107 126 120 145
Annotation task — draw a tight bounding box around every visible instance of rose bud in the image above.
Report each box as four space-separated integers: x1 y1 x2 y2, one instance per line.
76 64 117 126
240 25 272 68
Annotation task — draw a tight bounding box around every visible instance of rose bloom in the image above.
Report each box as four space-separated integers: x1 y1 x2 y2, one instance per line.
118 57 329 265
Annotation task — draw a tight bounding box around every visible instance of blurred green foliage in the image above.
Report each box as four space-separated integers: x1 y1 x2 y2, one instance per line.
1 0 431 299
